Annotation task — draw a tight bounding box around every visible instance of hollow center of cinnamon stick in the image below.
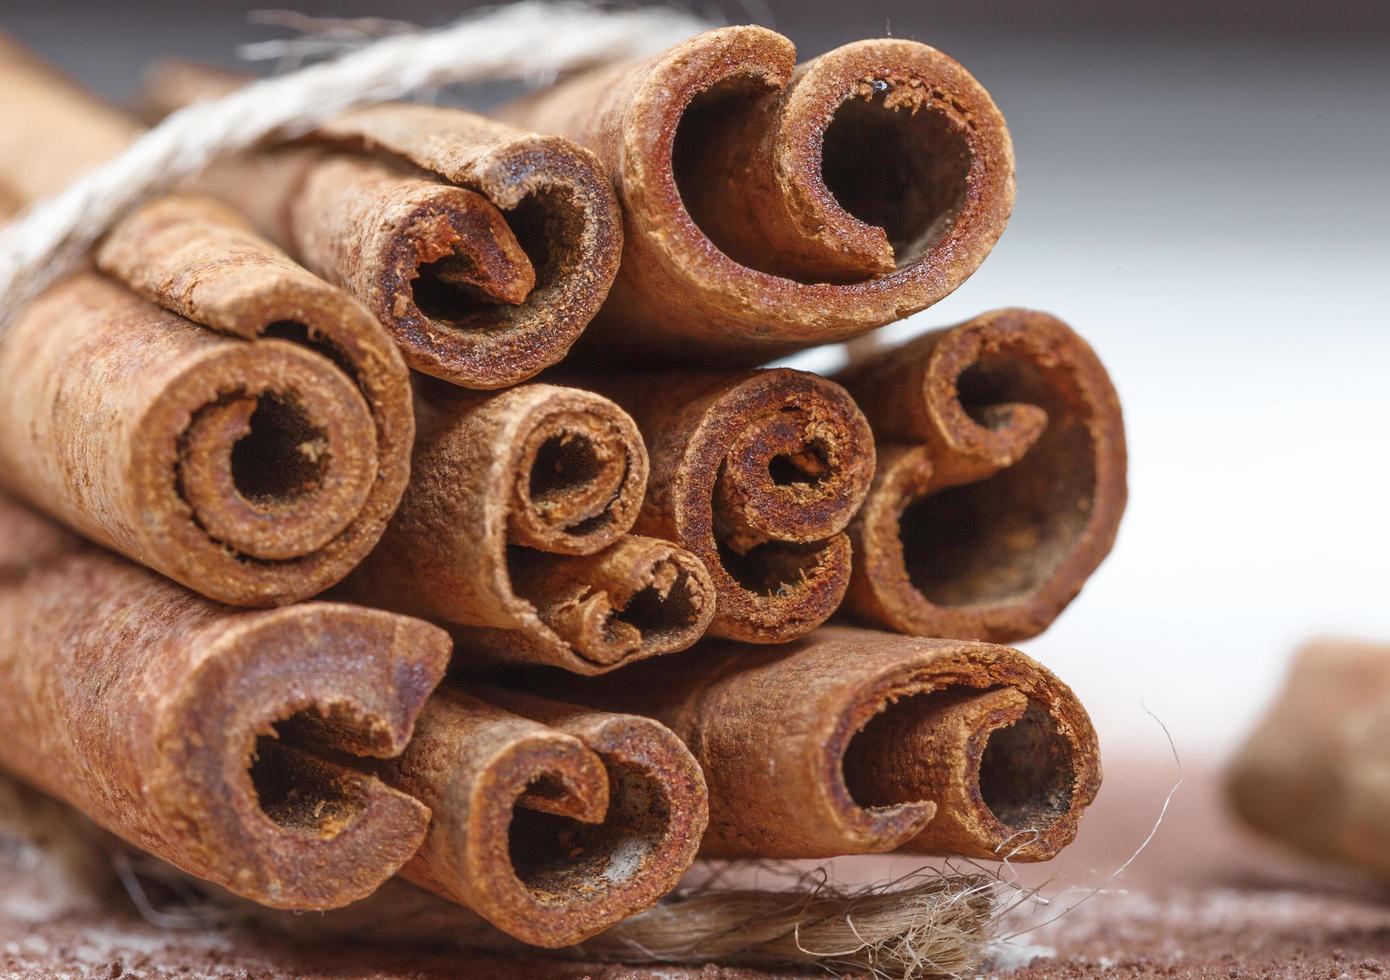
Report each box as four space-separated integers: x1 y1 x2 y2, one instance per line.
977 700 1076 832
249 735 368 837
821 91 971 268
902 355 1096 607
843 687 1076 835
229 392 329 503
507 758 669 899
768 440 830 488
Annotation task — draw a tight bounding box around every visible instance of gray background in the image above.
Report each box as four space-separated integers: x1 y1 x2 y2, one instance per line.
4 0 1388 758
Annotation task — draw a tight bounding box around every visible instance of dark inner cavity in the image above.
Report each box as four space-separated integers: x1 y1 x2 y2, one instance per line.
718 538 829 598
978 700 1076 831
901 353 1095 606
508 760 668 898
608 563 701 647
249 721 368 837
230 392 329 504
769 438 831 488
821 91 972 266
530 433 603 509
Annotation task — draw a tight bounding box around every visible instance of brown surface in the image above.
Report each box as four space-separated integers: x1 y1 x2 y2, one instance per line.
0 35 414 606
0 495 451 909
570 368 874 643
5 755 1390 976
835 308 1127 642
345 381 715 672
503 26 1014 364
524 625 1099 862
143 60 623 389
983 756 1390 978
366 686 708 946
1228 638 1390 877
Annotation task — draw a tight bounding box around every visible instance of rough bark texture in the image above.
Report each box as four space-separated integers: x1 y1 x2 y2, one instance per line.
502 26 1014 364
1228 638 1390 877
569 368 874 643
346 382 716 672
0 37 414 606
834 308 1127 642
368 685 707 947
0 495 451 910
141 60 623 389
529 625 1099 861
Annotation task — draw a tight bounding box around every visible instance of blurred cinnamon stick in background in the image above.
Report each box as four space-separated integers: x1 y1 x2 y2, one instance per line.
835 308 1127 641
0 35 413 605
569 368 875 643
502 26 1014 364
141 60 622 389
1229 639 1390 876
0 495 450 910
524 625 1100 861
346 381 716 672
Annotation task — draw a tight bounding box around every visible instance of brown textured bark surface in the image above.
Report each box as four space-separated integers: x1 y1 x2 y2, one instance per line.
0 36 414 605
503 26 1014 364
1228 638 1390 877
0 495 451 909
368 685 707 947
569 368 874 643
347 382 716 672
535 625 1099 861
142 61 623 389
835 308 1127 642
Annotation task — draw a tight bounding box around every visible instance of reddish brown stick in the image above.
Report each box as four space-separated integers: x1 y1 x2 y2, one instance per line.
543 625 1100 862
0 36 413 606
502 26 1014 364
835 308 1128 642
141 61 622 389
569 368 875 643
0 495 451 909
367 684 707 946
345 382 717 672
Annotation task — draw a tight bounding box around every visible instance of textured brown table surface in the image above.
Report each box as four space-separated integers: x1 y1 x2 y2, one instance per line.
5 755 1390 978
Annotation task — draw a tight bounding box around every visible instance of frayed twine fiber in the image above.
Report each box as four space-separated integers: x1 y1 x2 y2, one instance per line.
0 1 711 325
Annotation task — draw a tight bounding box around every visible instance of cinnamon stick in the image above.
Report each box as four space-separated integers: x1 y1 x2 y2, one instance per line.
538 625 1099 862
346 382 717 672
570 368 875 643
140 60 622 389
1228 639 1390 876
364 684 707 946
0 494 451 909
0 37 414 606
501 26 1014 364
834 308 1127 642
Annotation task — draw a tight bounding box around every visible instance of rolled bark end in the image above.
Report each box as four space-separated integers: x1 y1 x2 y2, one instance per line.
129 336 379 594
153 604 451 909
681 370 875 643
505 26 1012 361
92 192 415 601
508 396 647 555
177 364 376 560
511 535 717 667
295 158 548 388
558 626 1098 860
390 690 705 947
844 685 1082 861
840 309 1127 642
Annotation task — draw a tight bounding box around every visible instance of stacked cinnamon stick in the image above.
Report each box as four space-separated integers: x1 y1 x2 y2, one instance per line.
0 22 1127 959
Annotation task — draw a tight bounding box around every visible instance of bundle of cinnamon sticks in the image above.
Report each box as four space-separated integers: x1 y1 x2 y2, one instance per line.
0 20 1127 970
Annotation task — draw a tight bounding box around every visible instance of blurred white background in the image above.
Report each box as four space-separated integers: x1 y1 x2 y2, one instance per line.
6 0 1388 760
